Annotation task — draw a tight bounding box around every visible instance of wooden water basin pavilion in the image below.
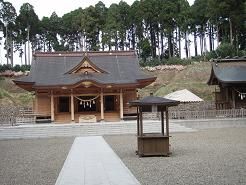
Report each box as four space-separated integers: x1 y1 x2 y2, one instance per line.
129 95 179 157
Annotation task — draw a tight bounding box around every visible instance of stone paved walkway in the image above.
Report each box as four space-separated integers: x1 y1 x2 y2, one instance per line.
55 136 140 185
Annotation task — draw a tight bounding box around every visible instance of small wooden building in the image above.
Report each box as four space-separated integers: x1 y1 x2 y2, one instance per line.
208 57 246 109
14 51 156 123
129 95 179 157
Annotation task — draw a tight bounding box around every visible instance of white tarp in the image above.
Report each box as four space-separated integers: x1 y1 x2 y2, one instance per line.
164 89 203 103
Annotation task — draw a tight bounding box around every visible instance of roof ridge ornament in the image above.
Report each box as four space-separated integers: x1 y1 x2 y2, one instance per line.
65 55 108 74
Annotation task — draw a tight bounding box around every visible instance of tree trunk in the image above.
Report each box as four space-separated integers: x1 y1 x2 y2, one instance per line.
216 24 220 46
211 25 214 50
10 38 13 67
185 32 188 58
160 30 164 58
115 33 118 50
194 31 198 56
150 24 156 58
24 43 27 65
229 17 233 45
131 25 136 50
200 32 203 55
204 33 207 53
178 28 181 58
209 24 213 52
168 33 172 58
157 30 160 59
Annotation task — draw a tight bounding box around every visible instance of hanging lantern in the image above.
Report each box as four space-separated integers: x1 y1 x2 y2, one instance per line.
86 101 89 106
80 101 82 105
93 100 95 104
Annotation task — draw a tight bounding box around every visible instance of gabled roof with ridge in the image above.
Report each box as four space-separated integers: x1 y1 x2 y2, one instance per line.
208 57 246 85
14 51 156 90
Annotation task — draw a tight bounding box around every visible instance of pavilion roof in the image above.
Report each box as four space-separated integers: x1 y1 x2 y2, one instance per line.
129 95 179 107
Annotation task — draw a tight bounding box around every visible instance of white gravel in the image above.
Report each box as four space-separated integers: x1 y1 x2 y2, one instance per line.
0 137 74 185
104 128 246 185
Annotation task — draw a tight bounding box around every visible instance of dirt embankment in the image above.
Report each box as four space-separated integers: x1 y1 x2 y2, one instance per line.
139 62 214 100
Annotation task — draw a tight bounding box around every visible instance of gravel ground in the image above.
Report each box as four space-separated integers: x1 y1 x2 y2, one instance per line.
0 137 74 185
104 128 246 185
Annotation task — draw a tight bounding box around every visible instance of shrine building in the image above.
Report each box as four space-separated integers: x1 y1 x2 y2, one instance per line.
14 51 156 123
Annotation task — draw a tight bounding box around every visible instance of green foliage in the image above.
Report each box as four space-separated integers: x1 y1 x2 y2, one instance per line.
17 93 34 105
166 57 193 65
205 42 246 60
139 57 193 67
0 88 10 99
138 38 151 61
0 0 245 66
0 76 4 81
0 64 31 72
216 43 237 58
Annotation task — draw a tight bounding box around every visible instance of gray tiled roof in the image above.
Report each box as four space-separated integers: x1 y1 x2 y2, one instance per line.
209 58 246 84
15 51 155 87
129 95 179 106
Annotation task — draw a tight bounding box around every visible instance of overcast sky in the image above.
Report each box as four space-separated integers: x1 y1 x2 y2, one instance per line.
8 0 194 18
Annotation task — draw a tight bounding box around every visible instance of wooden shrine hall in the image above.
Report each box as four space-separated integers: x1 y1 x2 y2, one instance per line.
14 51 156 123
208 57 246 109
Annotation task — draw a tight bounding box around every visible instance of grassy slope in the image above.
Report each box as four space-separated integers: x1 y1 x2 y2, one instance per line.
0 77 33 106
139 61 214 101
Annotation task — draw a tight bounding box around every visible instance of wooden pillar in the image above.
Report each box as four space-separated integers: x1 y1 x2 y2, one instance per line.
50 90 54 122
35 91 38 113
139 107 143 136
161 107 164 136
137 107 139 136
100 90 104 121
71 91 74 122
232 89 236 109
165 108 169 136
120 89 124 120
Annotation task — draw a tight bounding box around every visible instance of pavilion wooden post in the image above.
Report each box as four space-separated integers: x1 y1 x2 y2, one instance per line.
139 107 143 136
137 107 139 136
100 90 104 121
120 89 124 120
71 90 74 122
165 109 169 136
50 90 55 122
161 107 164 136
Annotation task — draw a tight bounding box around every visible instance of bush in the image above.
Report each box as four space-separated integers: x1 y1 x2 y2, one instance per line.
139 58 162 67
216 43 237 58
139 57 193 67
0 64 31 72
205 42 246 60
0 88 9 99
0 64 12 72
165 57 192 65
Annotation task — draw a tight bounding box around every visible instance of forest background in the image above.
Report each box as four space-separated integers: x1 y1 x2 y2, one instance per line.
0 0 245 69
